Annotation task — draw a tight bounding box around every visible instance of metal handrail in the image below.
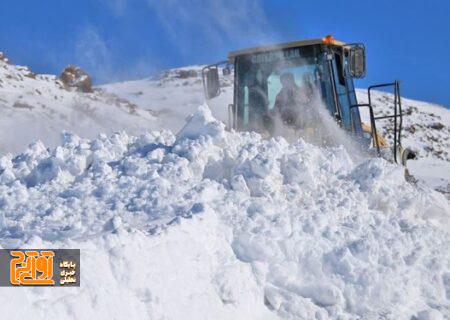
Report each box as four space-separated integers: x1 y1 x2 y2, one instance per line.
367 81 403 163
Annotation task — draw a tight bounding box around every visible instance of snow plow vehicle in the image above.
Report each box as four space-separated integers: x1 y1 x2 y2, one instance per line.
202 35 415 165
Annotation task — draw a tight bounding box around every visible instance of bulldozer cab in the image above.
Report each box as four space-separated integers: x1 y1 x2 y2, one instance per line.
203 36 409 164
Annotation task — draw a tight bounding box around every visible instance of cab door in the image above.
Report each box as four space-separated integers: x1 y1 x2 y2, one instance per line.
331 52 363 135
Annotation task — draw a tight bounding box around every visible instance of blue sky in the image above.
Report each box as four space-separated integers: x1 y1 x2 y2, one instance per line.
1 0 449 106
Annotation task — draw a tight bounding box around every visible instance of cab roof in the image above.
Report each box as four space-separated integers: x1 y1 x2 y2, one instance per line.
228 37 345 59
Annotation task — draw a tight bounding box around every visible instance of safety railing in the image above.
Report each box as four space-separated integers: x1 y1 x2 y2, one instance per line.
351 81 403 163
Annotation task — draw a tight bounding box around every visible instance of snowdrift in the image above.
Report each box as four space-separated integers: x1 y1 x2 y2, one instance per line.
0 106 449 319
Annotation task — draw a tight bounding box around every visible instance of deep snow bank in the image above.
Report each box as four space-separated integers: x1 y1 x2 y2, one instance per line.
0 106 449 319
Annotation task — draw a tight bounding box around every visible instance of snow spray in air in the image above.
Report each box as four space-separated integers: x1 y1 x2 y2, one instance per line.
271 91 368 163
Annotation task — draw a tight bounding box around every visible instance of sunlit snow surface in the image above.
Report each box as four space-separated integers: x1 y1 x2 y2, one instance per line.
0 60 449 319
0 106 449 319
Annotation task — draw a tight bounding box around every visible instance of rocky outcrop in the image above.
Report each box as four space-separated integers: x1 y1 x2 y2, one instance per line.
176 69 198 79
0 52 10 64
60 65 93 93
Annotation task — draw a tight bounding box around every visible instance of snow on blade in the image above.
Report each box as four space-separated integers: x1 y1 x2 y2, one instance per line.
0 106 448 319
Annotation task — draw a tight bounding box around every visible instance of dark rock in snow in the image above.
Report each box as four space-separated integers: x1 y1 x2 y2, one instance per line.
0 52 10 64
60 65 93 93
406 125 416 134
430 122 444 130
13 101 34 110
177 69 198 79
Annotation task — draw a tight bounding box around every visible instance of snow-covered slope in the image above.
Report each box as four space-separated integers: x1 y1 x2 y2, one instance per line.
356 89 450 162
0 107 448 319
0 55 155 154
356 89 450 196
102 66 233 130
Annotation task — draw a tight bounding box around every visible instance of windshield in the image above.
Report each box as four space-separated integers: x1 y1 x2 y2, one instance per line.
267 64 317 110
235 46 335 132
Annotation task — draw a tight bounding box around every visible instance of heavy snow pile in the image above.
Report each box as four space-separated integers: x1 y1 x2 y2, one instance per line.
0 106 448 319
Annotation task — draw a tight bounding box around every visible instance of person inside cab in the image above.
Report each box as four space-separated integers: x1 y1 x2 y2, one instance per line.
273 72 311 127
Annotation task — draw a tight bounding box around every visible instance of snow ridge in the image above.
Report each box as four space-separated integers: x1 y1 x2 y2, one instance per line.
0 106 448 319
